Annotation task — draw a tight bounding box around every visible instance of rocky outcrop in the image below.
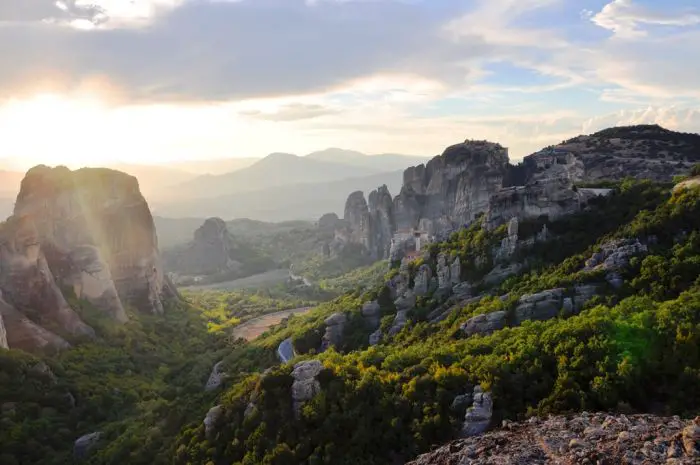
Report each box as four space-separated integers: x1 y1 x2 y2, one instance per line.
163 217 244 282
388 310 409 336
414 264 432 296
368 185 395 259
203 405 223 438
278 338 295 363
394 289 416 312
361 300 381 329
322 313 347 350
461 386 493 437
205 361 225 391
494 217 519 261
74 432 101 459
408 413 700 465
0 166 175 352
291 360 323 416
369 329 382 346
514 288 566 325
483 264 522 286
584 238 648 272
394 141 509 232
343 191 372 252
461 311 507 337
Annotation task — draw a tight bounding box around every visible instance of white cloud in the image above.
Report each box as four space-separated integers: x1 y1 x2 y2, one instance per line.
591 0 700 38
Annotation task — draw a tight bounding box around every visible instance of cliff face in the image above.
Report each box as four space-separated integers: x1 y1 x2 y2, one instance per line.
336 125 698 258
394 141 509 233
0 165 175 352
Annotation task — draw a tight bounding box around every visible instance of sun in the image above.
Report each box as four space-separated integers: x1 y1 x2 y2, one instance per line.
0 93 110 169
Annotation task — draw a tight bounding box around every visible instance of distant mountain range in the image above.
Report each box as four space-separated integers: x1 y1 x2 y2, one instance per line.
0 149 428 223
150 169 406 221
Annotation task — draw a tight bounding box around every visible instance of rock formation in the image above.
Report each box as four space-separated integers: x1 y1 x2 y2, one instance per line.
414 264 432 296
74 432 102 459
277 338 295 363
461 311 507 337
291 360 323 416
336 125 695 256
203 405 223 438
0 165 176 353
163 217 243 280
322 313 347 350
514 288 566 325
394 141 510 231
408 413 700 465
461 386 493 437
204 361 226 391
361 300 381 329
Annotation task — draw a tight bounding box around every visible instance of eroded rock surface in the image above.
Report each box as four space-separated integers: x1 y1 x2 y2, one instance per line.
462 386 493 437
408 413 700 465
322 313 347 350
74 432 102 459
0 166 176 352
291 360 323 416
203 405 223 438
461 311 507 337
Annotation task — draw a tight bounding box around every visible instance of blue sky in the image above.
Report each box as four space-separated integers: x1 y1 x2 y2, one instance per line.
0 0 698 167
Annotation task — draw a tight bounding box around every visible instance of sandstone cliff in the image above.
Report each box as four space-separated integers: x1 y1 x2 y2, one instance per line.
0 165 175 352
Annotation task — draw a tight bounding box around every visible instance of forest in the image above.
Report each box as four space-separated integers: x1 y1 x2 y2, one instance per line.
2 178 700 464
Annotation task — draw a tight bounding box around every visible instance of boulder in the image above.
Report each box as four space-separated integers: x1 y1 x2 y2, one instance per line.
203 405 223 438
74 432 101 459
322 313 347 350
584 239 647 272
461 386 493 437
204 361 225 391
451 393 473 411
514 288 565 325
361 301 381 329
291 360 323 415
394 290 416 311
277 338 295 363
388 310 409 336
452 282 473 300
461 311 507 337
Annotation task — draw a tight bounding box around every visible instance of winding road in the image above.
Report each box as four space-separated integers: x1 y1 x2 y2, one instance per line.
231 306 314 341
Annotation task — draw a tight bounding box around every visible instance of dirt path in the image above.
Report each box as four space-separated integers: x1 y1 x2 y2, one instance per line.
231 307 314 341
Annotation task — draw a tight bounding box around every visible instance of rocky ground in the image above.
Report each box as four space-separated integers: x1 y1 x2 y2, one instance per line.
407 413 700 465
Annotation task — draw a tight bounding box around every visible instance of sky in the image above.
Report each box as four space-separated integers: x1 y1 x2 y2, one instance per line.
0 0 699 169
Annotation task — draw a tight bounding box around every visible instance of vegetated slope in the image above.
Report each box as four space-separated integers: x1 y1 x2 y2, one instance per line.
5 178 700 465
172 179 700 464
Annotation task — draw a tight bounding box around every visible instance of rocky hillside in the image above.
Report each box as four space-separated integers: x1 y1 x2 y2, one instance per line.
408 413 700 464
0 165 177 353
333 125 698 262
